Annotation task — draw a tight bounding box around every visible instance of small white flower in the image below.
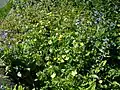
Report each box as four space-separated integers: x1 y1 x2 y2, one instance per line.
17 72 22 77
51 73 56 78
56 33 58 36
99 80 103 84
48 40 52 44
34 79 38 81
75 19 80 25
34 38 37 41
26 68 30 71
71 70 77 76
50 66 52 68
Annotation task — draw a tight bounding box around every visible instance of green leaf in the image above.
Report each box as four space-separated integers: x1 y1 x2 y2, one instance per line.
80 42 84 46
87 82 96 90
95 41 101 48
91 74 99 79
18 85 24 90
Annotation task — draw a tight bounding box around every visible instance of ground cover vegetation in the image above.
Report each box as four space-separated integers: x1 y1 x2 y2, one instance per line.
0 0 120 89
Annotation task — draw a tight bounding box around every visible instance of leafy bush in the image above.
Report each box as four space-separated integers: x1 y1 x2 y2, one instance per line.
0 0 120 89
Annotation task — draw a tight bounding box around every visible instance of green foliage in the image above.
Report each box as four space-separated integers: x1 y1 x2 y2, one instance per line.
2 84 24 90
0 0 120 89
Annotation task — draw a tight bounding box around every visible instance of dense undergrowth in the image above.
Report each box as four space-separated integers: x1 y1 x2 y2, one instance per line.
0 0 120 89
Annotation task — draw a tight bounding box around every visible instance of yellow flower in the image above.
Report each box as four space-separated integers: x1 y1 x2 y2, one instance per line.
80 42 84 46
58 35 63 41
99 80 103 84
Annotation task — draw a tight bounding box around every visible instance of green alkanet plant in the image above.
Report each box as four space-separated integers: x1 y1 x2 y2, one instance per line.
0 0 120 89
